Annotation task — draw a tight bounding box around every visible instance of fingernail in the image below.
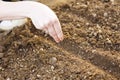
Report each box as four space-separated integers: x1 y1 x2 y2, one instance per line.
56 40 60 43
59 35 64 41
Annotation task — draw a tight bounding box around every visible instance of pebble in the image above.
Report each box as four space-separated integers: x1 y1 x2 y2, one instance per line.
6 78 11 80
88 27 94 31
0 66 2 70
49 57 57 64
92 50 97 53
34 35 38 38
98 29 102 33
37 74 41 78
51 66 55 71
96 24 101 29
110 0 114 4
119 65 120 68
86 22 90 26
40 48 44 51
92 13 97 17
76 23 80 27
76 2 80 5
20 64 24 68
99 35 103 39
106 38 112 43
0 53 4 58
104 12 108 17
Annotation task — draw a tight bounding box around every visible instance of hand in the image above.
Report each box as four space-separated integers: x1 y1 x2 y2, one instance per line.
0 1 63 43
27 2 64 43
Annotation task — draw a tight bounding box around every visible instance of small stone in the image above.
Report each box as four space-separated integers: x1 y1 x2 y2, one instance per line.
106 38 112 43
53 77 56 80
92 13 97 17
0 53 4 58
84 76 87 79
0 66 2 70
93 32 97 36
110 0 114 4
20 64 24 68
99 35 103 39
76 2 80 5
40 48 44 51
86 23 90 26
96 24 101 29
6 78 11 80
87 71 92 75
37 74 41 78
112 62 115 65
51 66 55 71
88 27 94 31
49 57 57 64
76 23 80 27
119 65 120 68
104 12 108 17
92 50 96 53
108 70 112 72
34 35 38 38
98 29 102 33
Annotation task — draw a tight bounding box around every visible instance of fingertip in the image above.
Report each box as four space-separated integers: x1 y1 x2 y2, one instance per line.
54 37 60 43
55 35 64 43
58 32 64 41
53 20 64 41
56 40 60 43
60 35 64 41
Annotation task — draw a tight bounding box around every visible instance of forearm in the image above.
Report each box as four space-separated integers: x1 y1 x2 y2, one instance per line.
0 1 63 42
0 1 36 20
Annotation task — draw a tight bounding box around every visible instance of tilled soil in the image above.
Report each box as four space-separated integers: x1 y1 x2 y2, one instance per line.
0 0 120 80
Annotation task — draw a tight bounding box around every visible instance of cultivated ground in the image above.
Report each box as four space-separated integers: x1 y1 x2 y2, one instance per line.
0 0 120 80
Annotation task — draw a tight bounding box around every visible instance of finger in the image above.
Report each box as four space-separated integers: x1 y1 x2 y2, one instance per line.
47 22 60 43
53 20 64 41
32 18 44 30
32 19 40 29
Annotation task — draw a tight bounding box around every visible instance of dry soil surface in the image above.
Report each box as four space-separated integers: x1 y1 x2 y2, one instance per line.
0 0 120 80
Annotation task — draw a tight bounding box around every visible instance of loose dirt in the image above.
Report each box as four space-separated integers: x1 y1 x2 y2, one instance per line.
0 0 120 80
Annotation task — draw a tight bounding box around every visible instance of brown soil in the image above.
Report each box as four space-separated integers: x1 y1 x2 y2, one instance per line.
0 0 120 80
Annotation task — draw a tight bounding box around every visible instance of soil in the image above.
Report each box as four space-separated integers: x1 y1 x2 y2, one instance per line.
0 0 120 80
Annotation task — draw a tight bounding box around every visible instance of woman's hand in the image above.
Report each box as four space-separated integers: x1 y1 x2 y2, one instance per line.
27 2 64 43
0 1 64 43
